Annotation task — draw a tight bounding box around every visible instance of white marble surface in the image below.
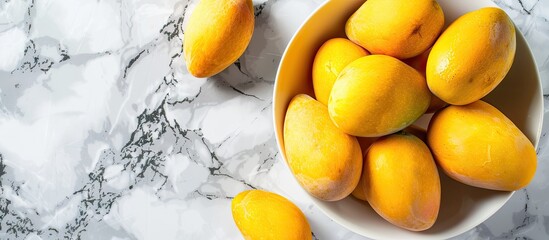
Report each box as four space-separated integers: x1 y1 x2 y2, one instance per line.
0 0 548 239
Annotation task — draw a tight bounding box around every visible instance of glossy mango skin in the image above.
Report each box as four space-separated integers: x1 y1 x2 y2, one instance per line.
351 126 427 201
232 190 311 240
427 101 537 191
313 38 369 105
346 0 444 59
284 94 362 201
361 133 441 231
329 55 431 137
427 7 516 105
184 0 254 78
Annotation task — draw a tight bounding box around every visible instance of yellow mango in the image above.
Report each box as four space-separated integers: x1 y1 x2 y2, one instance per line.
404 48 448 113
427 101 536 191
284 94 362 201
232 190 311 240
427 7 516 105
329 55 431 137
362 132 441 231
184 0 254 78
346 0 444 59
351 126 427 201
313 38 369 105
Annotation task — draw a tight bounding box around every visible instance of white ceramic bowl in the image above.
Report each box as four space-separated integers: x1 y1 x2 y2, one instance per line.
273 0 543 239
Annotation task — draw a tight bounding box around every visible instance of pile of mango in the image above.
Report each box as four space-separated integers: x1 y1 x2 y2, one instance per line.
284 0 536 232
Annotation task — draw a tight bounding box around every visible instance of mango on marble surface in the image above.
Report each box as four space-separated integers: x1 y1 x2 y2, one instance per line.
184 0 254 78
232 190 311 240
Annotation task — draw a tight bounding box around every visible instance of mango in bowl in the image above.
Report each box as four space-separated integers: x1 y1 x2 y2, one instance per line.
273 0 543 239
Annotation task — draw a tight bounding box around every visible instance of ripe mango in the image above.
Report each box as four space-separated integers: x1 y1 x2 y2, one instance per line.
346 0 444 59
232 190 311 240
312 38 369 105
362 132 441 231
427 101 536 191
184 0 254 78
427 7 516 105
284 94 362 201
329 55 431 137
351 126 427 201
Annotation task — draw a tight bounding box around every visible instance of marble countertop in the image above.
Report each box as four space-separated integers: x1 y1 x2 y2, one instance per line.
0 0 548 239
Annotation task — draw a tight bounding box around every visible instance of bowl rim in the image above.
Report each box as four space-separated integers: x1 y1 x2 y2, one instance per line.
272 0 544 238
